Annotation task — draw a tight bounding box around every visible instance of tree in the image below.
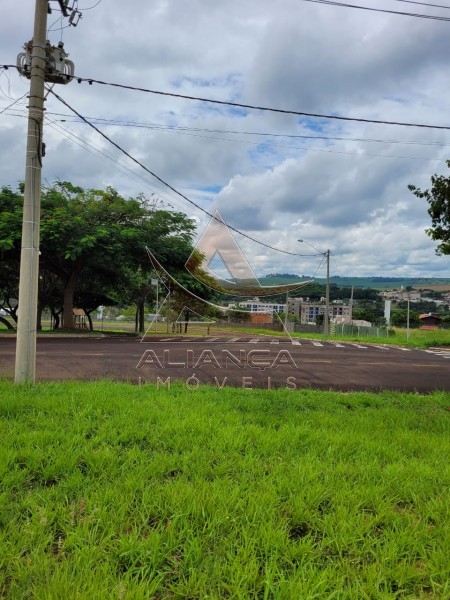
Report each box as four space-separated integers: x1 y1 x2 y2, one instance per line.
351 307 375 324
409 160 450 255
0 186 22 328
391 309 420 328
0 182 200 331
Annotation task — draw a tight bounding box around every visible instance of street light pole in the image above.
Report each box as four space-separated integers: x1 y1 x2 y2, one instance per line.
406 292 410 343
324 249 330 337
298 239 331 337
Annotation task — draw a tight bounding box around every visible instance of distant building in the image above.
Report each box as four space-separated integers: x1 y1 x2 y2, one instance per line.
287 298 351 324
381 290 421 303
230 298 286 315
419 313 442 329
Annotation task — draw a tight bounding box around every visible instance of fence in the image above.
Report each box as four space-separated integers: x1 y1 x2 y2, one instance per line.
330 323 391 338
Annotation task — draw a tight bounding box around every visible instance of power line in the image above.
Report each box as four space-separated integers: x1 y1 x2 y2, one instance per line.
49 114 450 146
4 64 450 131
51 115 446 162
32 111 450 149
47 87 318 258
69 74 450 131
392 0 450 9
299 0 450 21
44 117 217 219
0 92 28 116
80 0 103 10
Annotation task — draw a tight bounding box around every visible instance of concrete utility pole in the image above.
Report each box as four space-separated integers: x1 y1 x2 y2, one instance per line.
14 0 48 383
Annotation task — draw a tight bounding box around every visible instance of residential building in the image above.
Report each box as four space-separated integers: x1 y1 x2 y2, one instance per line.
230 298 286 315
287 297 351 324
419 313 442 329
381 290 421 303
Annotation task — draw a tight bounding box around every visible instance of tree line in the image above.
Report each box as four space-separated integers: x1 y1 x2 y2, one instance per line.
0 181 215 332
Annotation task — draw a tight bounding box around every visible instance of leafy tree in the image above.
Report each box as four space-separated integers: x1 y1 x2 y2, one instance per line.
351 308 375 323
390 309 420 327
0 182 201 331
0 186 23 328
409 160 450 255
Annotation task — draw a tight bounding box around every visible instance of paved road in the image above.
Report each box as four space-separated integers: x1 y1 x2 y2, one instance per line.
1 335 450 392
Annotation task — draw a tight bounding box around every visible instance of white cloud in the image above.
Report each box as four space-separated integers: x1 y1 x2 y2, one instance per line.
1 0 450 278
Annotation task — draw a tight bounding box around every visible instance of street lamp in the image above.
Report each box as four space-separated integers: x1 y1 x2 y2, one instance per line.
401 286 411 343
298 239 331 336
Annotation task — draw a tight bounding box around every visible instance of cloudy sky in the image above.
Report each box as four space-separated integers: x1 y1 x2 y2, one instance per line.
2 0 450 280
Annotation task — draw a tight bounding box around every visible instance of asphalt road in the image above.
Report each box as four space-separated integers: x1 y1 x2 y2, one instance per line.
1 335 450 392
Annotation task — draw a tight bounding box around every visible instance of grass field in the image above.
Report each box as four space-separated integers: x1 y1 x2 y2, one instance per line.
1 381 449 599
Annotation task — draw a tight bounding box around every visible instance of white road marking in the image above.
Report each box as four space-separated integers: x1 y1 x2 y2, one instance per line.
312 342 323 347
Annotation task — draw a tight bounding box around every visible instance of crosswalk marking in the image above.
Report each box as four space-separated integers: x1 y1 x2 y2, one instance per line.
151 338 440 358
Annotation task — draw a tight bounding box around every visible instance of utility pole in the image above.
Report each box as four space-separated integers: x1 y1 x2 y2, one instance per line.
324 249 330 337
14 0 48 384
14 0 75 383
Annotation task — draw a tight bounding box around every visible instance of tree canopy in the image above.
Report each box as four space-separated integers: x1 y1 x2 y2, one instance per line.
0 181 212 331
409 160 450 255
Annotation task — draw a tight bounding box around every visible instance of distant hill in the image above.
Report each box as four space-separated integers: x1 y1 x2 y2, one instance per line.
258 275 450 290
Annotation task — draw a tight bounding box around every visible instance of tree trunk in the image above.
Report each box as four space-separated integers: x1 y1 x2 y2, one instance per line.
138 301 145 333
63 270 77 330
51 308 60 330
37 298 43 331
85 311 93 331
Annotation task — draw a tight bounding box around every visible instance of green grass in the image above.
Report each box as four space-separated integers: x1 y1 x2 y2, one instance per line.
296 329 450 350
1 381 449 599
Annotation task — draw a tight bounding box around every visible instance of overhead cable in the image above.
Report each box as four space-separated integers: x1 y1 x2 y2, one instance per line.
299 0 450 21
3 65 450 131
38 111 450 148
47 87 318 258
393 0 450 9
69 74 450 131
